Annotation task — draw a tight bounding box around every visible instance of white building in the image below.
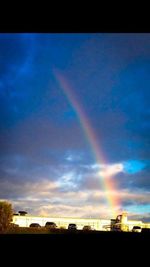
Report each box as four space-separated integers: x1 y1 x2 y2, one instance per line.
12 212 150 231
12 214 111 230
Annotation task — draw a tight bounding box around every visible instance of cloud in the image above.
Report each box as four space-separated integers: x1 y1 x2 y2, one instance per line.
2 114 88 157
79 176 101 190
116 164 150 191
99 163 124 177
77 163 124 191
135 213 150 223
1 171 150 220
0 179 60 199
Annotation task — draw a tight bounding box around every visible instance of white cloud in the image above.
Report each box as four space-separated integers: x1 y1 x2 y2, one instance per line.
99 163 124 177
65 155 73 161
58 171 78 189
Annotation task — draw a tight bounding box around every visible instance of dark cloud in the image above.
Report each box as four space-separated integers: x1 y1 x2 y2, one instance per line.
116 166 150 191
128 212 150 223
0 115 90 163
120 194 150 207
138 214 150 223
79 175 101 190
0 152 63 184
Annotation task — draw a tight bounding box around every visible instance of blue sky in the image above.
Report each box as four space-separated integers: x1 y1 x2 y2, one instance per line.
0 33 150 221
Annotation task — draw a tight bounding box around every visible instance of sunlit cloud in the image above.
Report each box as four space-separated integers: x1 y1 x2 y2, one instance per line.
99 163 124 177
1 176 150 220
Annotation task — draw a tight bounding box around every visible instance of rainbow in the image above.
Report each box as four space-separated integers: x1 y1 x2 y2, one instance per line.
53 69 120 218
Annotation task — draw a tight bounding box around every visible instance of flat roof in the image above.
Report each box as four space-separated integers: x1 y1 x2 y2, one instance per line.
13 214 110 221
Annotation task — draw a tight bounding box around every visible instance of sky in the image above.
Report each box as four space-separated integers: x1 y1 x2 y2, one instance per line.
0 33 150 221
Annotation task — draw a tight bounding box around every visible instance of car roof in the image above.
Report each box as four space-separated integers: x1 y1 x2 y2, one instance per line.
45 222 56 224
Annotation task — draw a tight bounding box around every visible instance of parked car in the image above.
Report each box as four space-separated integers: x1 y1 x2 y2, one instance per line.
29 223 41 228
83 225 92 231
132 226 141 233
68 223 77 230
45 222 57 229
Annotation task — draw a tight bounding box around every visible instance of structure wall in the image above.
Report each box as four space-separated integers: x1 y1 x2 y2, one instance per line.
13 215 112 230
13 215 150 231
